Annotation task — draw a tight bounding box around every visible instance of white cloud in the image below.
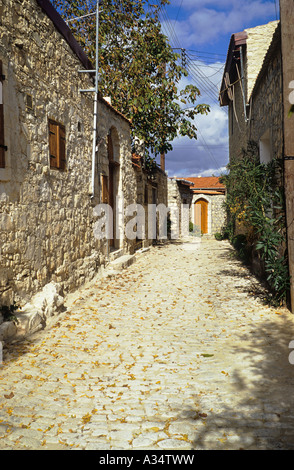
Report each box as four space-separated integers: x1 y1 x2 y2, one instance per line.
163 1 276 47
164 59 229 177
188 166 228 177
162 0 276 176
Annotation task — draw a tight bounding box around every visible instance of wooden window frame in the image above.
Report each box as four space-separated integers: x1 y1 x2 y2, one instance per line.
48 119 66 171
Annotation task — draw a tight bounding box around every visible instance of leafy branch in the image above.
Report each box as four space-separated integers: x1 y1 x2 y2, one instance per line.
51 0 210 157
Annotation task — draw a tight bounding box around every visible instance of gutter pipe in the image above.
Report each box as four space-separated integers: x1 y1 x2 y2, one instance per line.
91 1 100 199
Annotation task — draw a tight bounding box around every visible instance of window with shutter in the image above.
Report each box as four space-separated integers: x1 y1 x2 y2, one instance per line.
48 119 66 170
0 60 5 169
59 124 66 171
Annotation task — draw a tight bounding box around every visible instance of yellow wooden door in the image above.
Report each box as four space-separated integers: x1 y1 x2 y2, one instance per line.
195 199 208 234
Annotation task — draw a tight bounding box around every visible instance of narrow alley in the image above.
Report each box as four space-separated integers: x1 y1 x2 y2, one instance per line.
1 238 294 450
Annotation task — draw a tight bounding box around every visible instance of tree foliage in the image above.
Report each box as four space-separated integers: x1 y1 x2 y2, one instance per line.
51 0 210 157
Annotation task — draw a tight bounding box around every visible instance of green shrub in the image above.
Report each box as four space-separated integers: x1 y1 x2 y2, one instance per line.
220 143 289 304
214 232 223 240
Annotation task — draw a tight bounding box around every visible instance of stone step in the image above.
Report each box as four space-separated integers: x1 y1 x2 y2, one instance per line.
109 248 124 262
106 254 136 274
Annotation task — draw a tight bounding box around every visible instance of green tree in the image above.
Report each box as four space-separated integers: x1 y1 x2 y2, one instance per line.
51 0 210 158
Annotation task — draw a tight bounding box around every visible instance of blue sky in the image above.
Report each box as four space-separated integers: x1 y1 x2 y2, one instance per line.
160 0 279 177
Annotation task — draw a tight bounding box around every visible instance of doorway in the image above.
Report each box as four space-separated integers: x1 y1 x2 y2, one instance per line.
107 131 120 248
194 198 208 234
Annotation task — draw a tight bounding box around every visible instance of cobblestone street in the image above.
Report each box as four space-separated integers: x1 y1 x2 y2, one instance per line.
1 238 294 450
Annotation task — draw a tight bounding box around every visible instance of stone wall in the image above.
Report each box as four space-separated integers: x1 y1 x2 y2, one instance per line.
133 161 168 246
225 21 285 281
0 0 136 313
210 195 227 234
245 21 279 102
167 178 193 238
249 25 283 160
228 74 248 161
228 21 280 161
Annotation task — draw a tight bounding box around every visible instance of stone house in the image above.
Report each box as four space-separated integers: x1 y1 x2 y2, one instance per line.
219 0 294 310
167 177 194 239
175 177 226 236
132 153 168 246
0 0 140 337
219 20 280 162
190 177 226 236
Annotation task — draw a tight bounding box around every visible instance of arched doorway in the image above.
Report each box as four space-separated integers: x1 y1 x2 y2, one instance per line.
194 198 208 234
101 129 120 249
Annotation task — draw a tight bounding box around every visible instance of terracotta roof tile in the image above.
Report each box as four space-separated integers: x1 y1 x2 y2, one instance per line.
179 176 225 189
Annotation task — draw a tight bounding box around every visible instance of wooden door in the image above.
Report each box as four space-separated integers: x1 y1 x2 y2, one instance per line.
108 135 115 247
195 199 208 234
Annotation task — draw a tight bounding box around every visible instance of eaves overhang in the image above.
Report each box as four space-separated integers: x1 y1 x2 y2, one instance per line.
219 31 248 107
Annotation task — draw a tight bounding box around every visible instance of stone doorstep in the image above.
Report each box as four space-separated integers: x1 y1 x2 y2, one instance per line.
106 254 136 274
108 248 124 262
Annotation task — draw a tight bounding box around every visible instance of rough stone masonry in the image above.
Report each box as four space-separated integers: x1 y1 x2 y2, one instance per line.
0 0 138 339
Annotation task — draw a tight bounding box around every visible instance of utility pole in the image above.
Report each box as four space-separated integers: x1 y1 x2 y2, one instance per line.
78 1 100 198
161 62 166 172
91 0 100 198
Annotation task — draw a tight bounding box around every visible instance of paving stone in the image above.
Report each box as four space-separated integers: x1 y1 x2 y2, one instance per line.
1 239 294 449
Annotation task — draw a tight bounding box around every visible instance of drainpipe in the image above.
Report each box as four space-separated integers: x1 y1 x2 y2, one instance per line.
91 1 100 199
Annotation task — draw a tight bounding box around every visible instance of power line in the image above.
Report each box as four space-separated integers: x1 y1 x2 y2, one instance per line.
158 4 182 49
156 6 227 108
185 58 220 104
193 118 225 171
150 2 229 171
172 47 226 58
172 145 229 148
184 49 227 57
174 0 184 25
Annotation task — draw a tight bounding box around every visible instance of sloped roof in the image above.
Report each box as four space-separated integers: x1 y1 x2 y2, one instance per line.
219 31 248 107
219 21 279 107
181 176 225 190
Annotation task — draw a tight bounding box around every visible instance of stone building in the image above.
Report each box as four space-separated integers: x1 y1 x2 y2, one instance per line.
190 177 226 236
219 20 280 162
179 177 226 236
167 177 194 239
132 154 168 246
167 176 226 237
219 1 294 311
0 0 139 337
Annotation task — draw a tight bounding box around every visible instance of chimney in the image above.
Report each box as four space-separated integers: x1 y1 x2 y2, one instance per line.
160 153 165 171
